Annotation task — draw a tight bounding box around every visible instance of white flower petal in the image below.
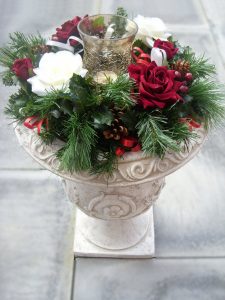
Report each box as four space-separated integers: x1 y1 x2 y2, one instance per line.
134 15 170 46
151 47 167 66
27 76 49 96
28 51 86 96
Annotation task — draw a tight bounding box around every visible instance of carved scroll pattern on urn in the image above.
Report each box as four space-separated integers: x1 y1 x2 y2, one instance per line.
15 124 206 186
68 178 166 220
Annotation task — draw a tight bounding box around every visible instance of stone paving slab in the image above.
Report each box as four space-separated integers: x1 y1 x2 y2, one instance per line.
73 257 225 300
0 171 74 300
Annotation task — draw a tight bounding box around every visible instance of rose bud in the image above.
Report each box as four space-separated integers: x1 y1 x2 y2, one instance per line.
12 58 33 81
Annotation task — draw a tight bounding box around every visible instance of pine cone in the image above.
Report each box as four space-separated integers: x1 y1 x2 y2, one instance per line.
32 45 50 54
173 59 190 73
103 109 128 141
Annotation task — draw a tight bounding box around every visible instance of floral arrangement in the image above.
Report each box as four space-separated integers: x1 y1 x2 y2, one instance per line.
0 8 224 174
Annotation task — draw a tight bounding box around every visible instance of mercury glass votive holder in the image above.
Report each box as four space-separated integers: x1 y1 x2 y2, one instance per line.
78 14 138 76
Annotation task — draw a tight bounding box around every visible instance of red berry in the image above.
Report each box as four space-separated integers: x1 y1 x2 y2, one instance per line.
185 72 193 81
115 147 125 157
179 85 189 93
174 71 182 79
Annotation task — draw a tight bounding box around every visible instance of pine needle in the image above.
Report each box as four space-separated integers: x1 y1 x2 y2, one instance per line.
57 113 97 172
136 113 180 157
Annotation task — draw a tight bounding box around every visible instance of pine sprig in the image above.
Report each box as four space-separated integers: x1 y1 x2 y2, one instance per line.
57 113 97 172
90 149 118 175
101 74 136 110
31 89 72 118
189 80 225 129
136 113 181 157
5 89 37 120
0 32 46 68
175 46 216 79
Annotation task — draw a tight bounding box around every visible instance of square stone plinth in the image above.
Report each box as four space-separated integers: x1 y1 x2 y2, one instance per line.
74 207 155 258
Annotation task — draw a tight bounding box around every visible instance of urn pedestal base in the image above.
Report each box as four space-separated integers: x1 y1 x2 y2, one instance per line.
74 207 155 258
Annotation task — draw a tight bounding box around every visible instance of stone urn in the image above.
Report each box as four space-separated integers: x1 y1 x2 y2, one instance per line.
15 124 206 258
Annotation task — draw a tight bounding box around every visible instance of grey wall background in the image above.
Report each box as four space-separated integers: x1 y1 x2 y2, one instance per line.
0 1 225 300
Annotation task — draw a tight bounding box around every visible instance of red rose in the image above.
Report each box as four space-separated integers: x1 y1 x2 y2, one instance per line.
52 16 82 46
128 62 183 109
153 39 178 60
12 58 33 80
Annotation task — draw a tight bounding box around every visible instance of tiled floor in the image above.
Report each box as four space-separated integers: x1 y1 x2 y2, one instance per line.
0 1 225 300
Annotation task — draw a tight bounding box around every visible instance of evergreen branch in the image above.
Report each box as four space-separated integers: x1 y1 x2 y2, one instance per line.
189 55 215 79
1 69 17 86
102 74 136 110
90 149 118 175
189 80 225 129
0 32 46 68
5 89 37 120
136 113 180 157
166 120 197 142
176 46 216 78
132 39 150 53
31 89 72 118
57 113 97 172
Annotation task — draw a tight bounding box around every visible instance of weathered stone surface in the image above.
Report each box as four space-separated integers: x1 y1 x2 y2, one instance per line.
73 258 225 300
0 171 75 300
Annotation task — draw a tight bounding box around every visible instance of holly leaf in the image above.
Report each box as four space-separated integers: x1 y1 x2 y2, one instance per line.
92 108 114 129
92 16 104 29
60 99 74 115
132 39 150 53
120 110 138 132
69 74 98 112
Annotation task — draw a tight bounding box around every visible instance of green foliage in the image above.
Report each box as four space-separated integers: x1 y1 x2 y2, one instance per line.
2 70 17 86
30 89 73 118
57 113 97 172
92 107 114 129
111 7 128 38
189 80 225 129
132 39 150 53
69 74 102 113
101 74 135 110
137 113 186 157
92 16 104 29
90 149 118 175
174 45 216 79
0 32 46 68
5 89 37 120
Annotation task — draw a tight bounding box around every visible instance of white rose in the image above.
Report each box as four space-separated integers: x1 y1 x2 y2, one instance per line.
134 15 171 46
27 51 87 96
